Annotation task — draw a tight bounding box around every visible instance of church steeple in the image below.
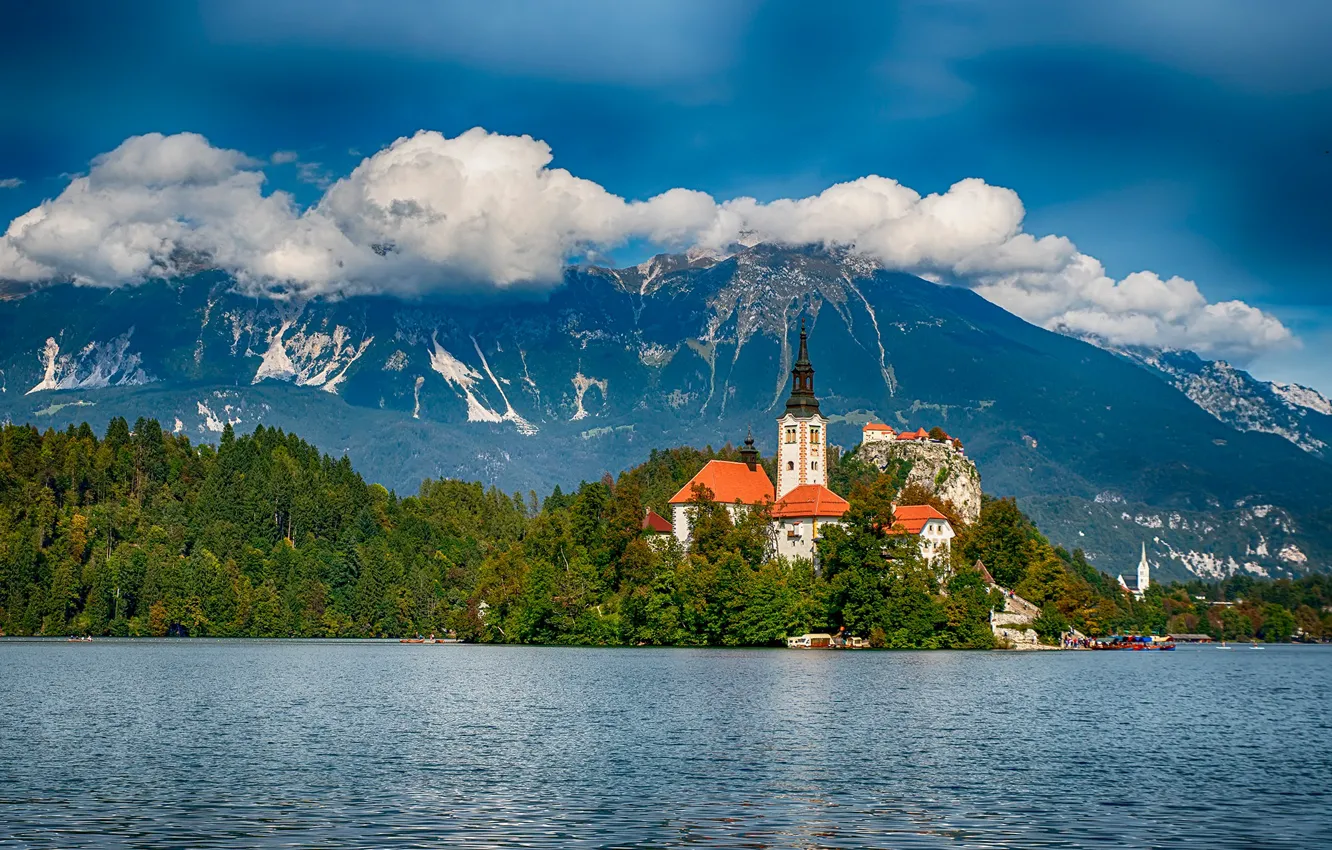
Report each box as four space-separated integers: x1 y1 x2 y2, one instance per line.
740 427 759 470
785 317 820 417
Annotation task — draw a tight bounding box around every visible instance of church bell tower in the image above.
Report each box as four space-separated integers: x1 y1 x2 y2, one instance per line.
776 318 828 499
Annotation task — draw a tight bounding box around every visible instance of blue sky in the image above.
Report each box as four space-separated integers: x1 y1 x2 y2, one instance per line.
2 0 1329 390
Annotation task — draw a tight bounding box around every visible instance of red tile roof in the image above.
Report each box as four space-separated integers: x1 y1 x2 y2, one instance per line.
772 484 850 518
863 422 895 432
974 559 996 585
667 460 775 505
642 510 673 534
890 504 949 534
896 428 930 441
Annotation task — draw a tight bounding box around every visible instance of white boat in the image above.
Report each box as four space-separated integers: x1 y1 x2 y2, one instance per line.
786 633 833 649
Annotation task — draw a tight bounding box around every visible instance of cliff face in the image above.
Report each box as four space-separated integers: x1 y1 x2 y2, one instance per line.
859 439 983 524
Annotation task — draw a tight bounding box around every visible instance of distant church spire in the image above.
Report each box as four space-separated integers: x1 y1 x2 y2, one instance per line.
785 317 820 416
1138 542 1151 594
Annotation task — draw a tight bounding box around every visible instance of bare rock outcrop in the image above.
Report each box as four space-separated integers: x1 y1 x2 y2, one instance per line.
858 438 982 524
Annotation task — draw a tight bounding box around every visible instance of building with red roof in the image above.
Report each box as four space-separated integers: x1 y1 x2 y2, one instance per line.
889 504 955 561
896 427 931 442
772 483 850 562
861 422 897 443
666 460 774 507
667 435 775 543
642 510 673 534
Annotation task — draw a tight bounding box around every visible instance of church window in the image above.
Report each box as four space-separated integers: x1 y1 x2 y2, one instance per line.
810 426 821 444
785 426 797 444
787 461 794 471
810 461 818 470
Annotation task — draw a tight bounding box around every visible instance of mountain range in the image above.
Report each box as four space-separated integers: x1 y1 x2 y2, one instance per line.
2 244 1330 582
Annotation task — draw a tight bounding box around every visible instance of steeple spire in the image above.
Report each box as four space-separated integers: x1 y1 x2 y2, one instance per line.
785 317 820 416
740 426 759 470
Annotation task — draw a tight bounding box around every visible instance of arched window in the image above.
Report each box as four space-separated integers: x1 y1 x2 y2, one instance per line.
787 461 795 471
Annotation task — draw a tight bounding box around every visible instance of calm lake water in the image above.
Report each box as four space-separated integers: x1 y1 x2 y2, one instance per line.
1 641 1329 849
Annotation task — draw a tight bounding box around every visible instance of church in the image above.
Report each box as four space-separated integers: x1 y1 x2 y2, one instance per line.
1118 543 1152 600
658 320 954 564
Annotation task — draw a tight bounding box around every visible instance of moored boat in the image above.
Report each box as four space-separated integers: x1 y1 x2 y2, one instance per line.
1089 635 1175 651
400 631 463 645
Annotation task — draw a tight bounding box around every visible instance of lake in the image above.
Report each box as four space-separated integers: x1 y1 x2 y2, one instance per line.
1 640 1329 848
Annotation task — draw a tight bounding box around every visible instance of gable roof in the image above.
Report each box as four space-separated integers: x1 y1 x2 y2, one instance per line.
896 427 930 441
974 559 996 585
773 484 850 519
890 504 950 534
862 422 895 432
668 460 775 505
642 510 673 534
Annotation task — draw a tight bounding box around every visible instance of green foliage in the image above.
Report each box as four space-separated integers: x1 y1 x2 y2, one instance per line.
958 497 1043 588
1 419 1321 646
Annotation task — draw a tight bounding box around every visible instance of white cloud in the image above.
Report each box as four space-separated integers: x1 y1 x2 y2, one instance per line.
296 161 332 188
0 178 22 189
270 150 299 164
0 128 1295 359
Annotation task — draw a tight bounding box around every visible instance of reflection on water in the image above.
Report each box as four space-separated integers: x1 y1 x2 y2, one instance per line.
1 641 1329 848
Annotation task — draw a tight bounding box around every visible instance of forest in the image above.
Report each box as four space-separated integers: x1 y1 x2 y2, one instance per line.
1 418 1328 644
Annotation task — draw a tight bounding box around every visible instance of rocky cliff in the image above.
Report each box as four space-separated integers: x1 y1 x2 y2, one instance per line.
858 439 983 524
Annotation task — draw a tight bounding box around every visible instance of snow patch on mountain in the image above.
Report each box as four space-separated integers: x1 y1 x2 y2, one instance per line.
1279 543 1307 564
1158 539 1272 580
638 343 675 368
570 372 607 421
425 335 536 434
253 321 297 383
470 337 537 435
1271 382 1332 416
25 332 154 394
251 320 373 393
428 334 500 423
196 400 241 433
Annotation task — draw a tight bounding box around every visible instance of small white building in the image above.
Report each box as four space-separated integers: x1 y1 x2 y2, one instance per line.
773 483 849 562
642 510 675 550
890 504 956 563
862 422 897 443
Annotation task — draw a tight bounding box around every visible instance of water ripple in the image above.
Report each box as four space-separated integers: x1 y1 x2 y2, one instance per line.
1 640 1329 848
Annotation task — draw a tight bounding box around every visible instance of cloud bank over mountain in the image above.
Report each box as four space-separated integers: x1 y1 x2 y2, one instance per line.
0 128 1292 360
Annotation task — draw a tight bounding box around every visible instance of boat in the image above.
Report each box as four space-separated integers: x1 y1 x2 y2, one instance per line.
1089 635 1176 651
785 632 868 649
786 633 833 649
400 631 463 645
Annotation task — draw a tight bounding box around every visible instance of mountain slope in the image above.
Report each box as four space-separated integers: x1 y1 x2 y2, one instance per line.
2 245 1329 581
1111 347 1332 458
